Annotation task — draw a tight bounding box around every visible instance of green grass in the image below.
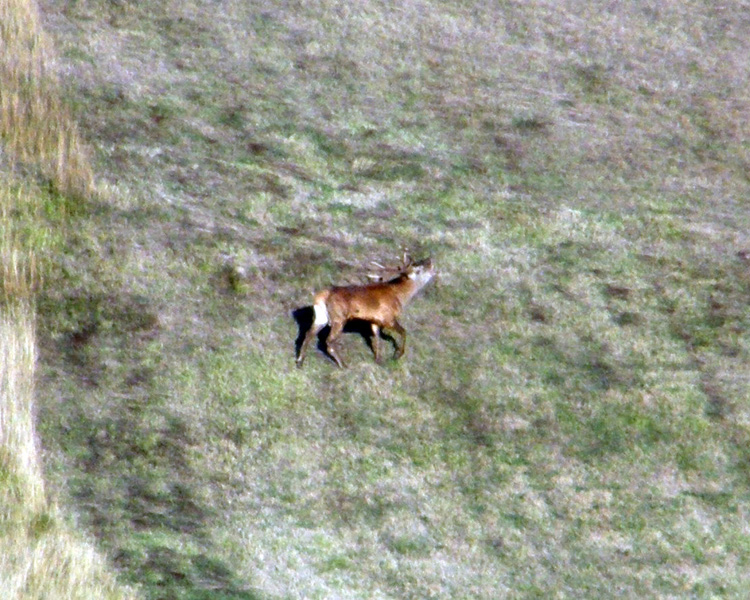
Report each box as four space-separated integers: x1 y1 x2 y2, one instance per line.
5 0 750 598
0 269 136 600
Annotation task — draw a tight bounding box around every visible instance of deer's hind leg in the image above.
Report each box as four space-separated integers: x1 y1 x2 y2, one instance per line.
296 323 323 367
296 301 328 368
325 319 347 368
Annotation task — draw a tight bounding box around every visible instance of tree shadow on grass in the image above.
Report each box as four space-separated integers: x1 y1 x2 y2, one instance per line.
73 405 263 600
38 288 263 599
114 537 262 600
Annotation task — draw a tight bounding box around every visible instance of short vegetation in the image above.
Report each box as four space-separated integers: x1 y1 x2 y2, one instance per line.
3 0 750 598
1 1 134 598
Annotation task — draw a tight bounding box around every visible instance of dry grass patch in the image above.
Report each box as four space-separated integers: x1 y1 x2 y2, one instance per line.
1 1 138 597
1 301 137 600
0 0 93 197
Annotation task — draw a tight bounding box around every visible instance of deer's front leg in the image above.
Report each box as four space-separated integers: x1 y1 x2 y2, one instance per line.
391 320 407 360
370 323 381 363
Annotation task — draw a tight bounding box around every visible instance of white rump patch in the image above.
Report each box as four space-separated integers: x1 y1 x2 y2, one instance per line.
313 302 329 327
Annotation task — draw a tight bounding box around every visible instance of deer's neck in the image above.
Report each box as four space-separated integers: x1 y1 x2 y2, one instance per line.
391 276 422 305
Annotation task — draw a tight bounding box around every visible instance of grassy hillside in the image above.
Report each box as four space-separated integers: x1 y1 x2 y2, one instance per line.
14 0 750 597
1 1 135 597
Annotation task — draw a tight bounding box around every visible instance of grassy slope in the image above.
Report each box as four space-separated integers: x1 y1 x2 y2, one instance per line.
1 1 134 597
30 0 750 597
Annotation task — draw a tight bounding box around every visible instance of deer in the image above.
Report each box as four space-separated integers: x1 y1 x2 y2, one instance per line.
296 254 436 368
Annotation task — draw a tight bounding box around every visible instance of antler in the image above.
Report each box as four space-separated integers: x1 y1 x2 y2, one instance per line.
366 250 413 282
401 249 413 270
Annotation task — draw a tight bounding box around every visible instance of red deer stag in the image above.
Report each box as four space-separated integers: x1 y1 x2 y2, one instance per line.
296 254 436 368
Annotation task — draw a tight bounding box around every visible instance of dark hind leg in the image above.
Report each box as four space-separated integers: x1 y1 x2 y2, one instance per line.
296 323 323 367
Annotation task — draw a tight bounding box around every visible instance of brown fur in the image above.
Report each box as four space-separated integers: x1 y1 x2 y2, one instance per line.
296 258 435 368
